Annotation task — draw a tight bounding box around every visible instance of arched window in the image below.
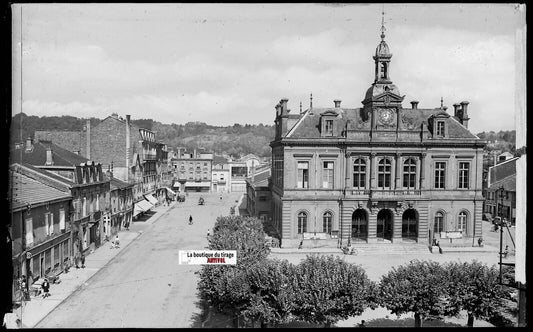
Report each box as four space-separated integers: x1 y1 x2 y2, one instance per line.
458 211 468 234
378 158 392 189
353 158 366 189
403 158 417 189
434 211 444 234
297 212 307 234
323 211 332 234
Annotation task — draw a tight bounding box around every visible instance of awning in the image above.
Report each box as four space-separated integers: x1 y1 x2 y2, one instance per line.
145 194 158 205
173 181 181 187
165 187 177 195
134 200 154 217
185 182 211 188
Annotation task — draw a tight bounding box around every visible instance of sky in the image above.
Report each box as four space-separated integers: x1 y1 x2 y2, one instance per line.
12 3 525 134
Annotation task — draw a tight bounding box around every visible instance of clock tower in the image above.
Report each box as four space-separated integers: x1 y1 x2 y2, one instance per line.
361 11 405 130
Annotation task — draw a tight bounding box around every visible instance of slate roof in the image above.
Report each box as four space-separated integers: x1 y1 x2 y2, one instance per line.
489 157 517 186
110 177 133 190
488 175 516 192
9 165 71 211
246 168 271 188
10 140 89 166
12 163 73 191
286 107 480 140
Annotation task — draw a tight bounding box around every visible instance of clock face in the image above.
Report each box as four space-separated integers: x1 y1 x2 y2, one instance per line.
379 109 394 124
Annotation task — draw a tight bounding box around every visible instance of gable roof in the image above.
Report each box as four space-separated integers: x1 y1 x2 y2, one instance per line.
9 169 71 211
488 174 516 192
489 157 517 186
10 163 72 194
10 140 89 167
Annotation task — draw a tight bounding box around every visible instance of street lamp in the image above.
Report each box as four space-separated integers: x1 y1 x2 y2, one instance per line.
498 185 505 284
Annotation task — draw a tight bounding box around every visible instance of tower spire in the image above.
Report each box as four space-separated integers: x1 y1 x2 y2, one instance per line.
381 7 386 41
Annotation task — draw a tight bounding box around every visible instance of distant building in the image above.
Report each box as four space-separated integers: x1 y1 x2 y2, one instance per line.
35 113 170 210
211 155 231 193
245 166 272 223
484 157 517 224
270 23 486 248
171 149 213 193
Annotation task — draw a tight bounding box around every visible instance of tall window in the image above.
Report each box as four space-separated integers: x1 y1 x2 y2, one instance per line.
434 211 444 234
353 158 366 188
324 119 334 136
96 193 100 211
82 197 87 217
403 158 416 189
297 212 307 234
25 217 33 246
458 211 467 233
323 211 332 234
378 158 392 189
297 161 309 188
322 161 334 188
59 209 65 230
45 212 53 236
434 162 446 189
458 162 470 189
436 121 445 136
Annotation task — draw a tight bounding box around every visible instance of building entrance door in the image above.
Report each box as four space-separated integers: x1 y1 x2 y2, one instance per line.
351 209 368 242
402 209 418 241
377 209 393 241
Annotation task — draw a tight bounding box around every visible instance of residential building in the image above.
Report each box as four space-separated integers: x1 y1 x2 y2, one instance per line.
9 163 72 302
484 157 517 224
10 138 111 258
35 113 168 211
211 155 231 193
245 166 272 223
171 149 213 193
270 25 486 248
104 176 134 239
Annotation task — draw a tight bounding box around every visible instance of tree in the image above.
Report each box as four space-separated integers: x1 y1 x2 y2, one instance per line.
444 261 508 327
209 215 270 266
292 255 377 328
378 260 454 327
240 259 298 327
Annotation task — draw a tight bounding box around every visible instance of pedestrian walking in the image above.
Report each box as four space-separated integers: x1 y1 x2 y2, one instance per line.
114 235 120 248
81 255 86 268
189 215 193 225
478 237 484 247
358 320 366 328
41 278 50 298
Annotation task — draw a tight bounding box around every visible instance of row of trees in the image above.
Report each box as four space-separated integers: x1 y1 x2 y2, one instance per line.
197 216 510 328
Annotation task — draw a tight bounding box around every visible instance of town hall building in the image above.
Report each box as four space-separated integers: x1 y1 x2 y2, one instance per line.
270 22 486 248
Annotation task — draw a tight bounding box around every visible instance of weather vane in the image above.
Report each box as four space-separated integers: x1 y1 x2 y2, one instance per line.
380 6 386 40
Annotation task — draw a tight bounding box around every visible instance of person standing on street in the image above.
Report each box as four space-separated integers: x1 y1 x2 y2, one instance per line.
41 278 50 298
189 215 193 225
114 235 120 248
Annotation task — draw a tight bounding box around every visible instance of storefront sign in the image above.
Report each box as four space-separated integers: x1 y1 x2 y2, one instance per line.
440 231 463 239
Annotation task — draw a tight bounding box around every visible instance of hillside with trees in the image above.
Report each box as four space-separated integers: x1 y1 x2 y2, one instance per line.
476 130 516 153
9 113 275 158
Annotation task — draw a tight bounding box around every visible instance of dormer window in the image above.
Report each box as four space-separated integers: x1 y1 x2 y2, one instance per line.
324 119 334 136
436 121 445 136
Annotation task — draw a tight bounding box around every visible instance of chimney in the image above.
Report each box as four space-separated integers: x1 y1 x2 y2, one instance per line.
410 101 419 109
460 101 470 128
45 147 54 165
280 98 289 115
126 115 131 181
86 120 91 160
275 103 281 117
25 137 33 151
453 103 461 117
334 99 341 108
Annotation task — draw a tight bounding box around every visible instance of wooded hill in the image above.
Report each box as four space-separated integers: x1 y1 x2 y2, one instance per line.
9 113 275 159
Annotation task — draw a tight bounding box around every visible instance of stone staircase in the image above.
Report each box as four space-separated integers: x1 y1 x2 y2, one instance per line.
349 242 432 255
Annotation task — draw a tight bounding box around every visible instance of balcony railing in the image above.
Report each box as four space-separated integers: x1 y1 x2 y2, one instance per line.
350 189 422 197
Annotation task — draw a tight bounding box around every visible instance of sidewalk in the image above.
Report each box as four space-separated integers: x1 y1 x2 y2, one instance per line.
13 201 176 329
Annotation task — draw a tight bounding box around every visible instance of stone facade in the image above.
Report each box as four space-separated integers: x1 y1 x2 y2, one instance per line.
271 28 486 248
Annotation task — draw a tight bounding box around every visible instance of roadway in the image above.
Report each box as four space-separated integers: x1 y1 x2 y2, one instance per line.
36 191 242 328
